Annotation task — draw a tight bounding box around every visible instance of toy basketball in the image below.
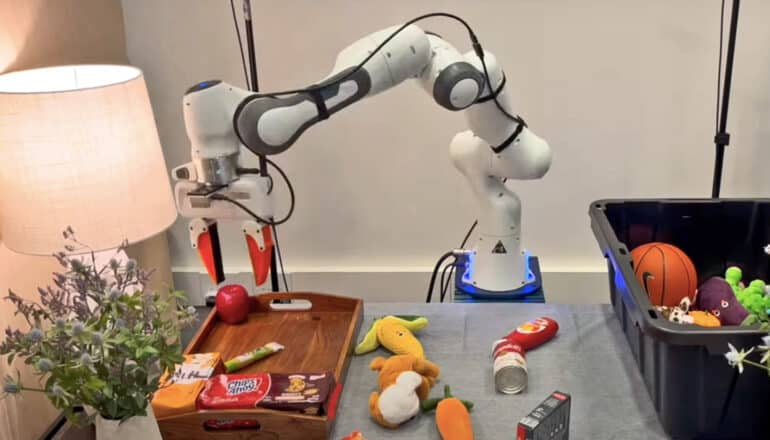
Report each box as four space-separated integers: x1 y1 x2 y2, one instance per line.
630 242 697 307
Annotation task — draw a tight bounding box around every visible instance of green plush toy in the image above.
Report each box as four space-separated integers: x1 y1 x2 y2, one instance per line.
725 267 770 317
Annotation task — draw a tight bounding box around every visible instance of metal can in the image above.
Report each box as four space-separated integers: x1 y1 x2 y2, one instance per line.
493 338 528 394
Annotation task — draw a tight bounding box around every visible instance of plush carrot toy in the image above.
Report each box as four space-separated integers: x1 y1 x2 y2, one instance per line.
421 385 474 440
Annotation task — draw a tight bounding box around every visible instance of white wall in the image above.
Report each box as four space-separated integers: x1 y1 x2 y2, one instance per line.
122 1 770 281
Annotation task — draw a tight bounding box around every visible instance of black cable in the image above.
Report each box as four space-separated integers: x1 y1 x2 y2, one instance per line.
460 220 478 249
237 167 274 194
439 259 456 303
476 51 525 126
440 219 478 299
716 0 725 134
210 157 295 225
209 193 273 224
426 251 455 303
271 225 290 291
230 0 249 86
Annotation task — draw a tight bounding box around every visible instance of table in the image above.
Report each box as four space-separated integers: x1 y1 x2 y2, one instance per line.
330 303 669 440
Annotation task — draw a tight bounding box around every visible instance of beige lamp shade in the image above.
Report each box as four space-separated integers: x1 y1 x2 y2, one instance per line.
0 65 176 254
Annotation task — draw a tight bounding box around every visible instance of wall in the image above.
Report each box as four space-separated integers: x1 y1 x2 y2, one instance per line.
0 1 171 439
122 1 770 300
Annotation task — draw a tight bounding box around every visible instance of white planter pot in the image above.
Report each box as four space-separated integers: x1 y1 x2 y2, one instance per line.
94 405 162 440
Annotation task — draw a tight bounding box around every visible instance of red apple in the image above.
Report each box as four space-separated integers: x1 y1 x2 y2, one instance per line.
215 284 249 324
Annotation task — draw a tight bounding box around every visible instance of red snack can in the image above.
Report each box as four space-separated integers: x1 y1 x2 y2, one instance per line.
492 339 527 394
506 317 559 350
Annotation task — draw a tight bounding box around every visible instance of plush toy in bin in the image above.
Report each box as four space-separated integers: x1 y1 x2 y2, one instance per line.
631 242 698 307
655 297 721 327
368 354 440 429
697 276 750 326
725 266 770 318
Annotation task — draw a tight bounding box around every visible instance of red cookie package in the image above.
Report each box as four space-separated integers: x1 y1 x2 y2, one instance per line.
197 372 336 416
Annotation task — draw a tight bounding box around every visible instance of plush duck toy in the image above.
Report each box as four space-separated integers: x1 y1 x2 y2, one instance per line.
355 315 429 359
368 354 440 429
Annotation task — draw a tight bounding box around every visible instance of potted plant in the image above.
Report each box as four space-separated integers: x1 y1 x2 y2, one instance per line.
0 230 196 439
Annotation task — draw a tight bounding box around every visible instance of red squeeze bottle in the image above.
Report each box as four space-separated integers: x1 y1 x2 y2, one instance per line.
505 317 559 350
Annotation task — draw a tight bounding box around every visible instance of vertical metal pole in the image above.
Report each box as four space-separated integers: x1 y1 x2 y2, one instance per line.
712 0 740 198
242 0 267 176
243 0 281 292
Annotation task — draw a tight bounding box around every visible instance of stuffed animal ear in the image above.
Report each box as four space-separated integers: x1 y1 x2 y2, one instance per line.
413 358 440 379
369 357 386 371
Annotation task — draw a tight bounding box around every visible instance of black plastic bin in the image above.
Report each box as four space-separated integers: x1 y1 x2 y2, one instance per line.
590 199 770 440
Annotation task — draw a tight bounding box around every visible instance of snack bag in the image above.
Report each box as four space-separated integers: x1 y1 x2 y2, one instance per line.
198 372 336 416
151 352 221 419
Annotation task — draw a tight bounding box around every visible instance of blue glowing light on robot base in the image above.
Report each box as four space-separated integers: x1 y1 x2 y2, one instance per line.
457 250 540 298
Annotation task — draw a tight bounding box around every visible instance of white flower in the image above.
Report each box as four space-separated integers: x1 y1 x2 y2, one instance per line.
725 343 754 374
759 335 770 364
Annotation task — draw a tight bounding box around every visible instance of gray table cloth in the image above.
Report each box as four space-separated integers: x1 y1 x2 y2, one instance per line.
330 303 669 440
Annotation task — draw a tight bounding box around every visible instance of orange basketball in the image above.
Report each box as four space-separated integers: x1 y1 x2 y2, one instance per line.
630 242 697 307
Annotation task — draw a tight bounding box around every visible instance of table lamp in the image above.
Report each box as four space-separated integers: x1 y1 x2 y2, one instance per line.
0 65 176 254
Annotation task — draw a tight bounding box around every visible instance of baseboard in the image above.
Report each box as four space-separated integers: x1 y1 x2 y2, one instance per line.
172 267 610 305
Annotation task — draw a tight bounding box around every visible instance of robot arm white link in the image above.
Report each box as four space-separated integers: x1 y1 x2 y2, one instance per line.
230 25 485 156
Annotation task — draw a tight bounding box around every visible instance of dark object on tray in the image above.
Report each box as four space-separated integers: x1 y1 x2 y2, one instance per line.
590 199 770 439
156 292 363 440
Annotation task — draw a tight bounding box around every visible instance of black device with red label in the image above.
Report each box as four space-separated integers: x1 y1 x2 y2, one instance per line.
517 391 571 440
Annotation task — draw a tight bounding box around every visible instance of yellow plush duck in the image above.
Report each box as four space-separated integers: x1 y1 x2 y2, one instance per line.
355 315 429 359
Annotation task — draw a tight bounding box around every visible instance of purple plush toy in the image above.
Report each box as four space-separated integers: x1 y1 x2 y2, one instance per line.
696 277 750 326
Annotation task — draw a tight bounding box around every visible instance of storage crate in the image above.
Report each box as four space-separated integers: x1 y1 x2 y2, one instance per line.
590 199 770 439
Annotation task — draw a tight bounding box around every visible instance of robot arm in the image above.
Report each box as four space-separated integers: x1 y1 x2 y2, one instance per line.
176 21 552 294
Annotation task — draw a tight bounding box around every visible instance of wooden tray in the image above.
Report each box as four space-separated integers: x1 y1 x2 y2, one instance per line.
157 292 363 440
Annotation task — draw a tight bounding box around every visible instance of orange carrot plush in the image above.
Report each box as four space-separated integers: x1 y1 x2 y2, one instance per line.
421 385 474 440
